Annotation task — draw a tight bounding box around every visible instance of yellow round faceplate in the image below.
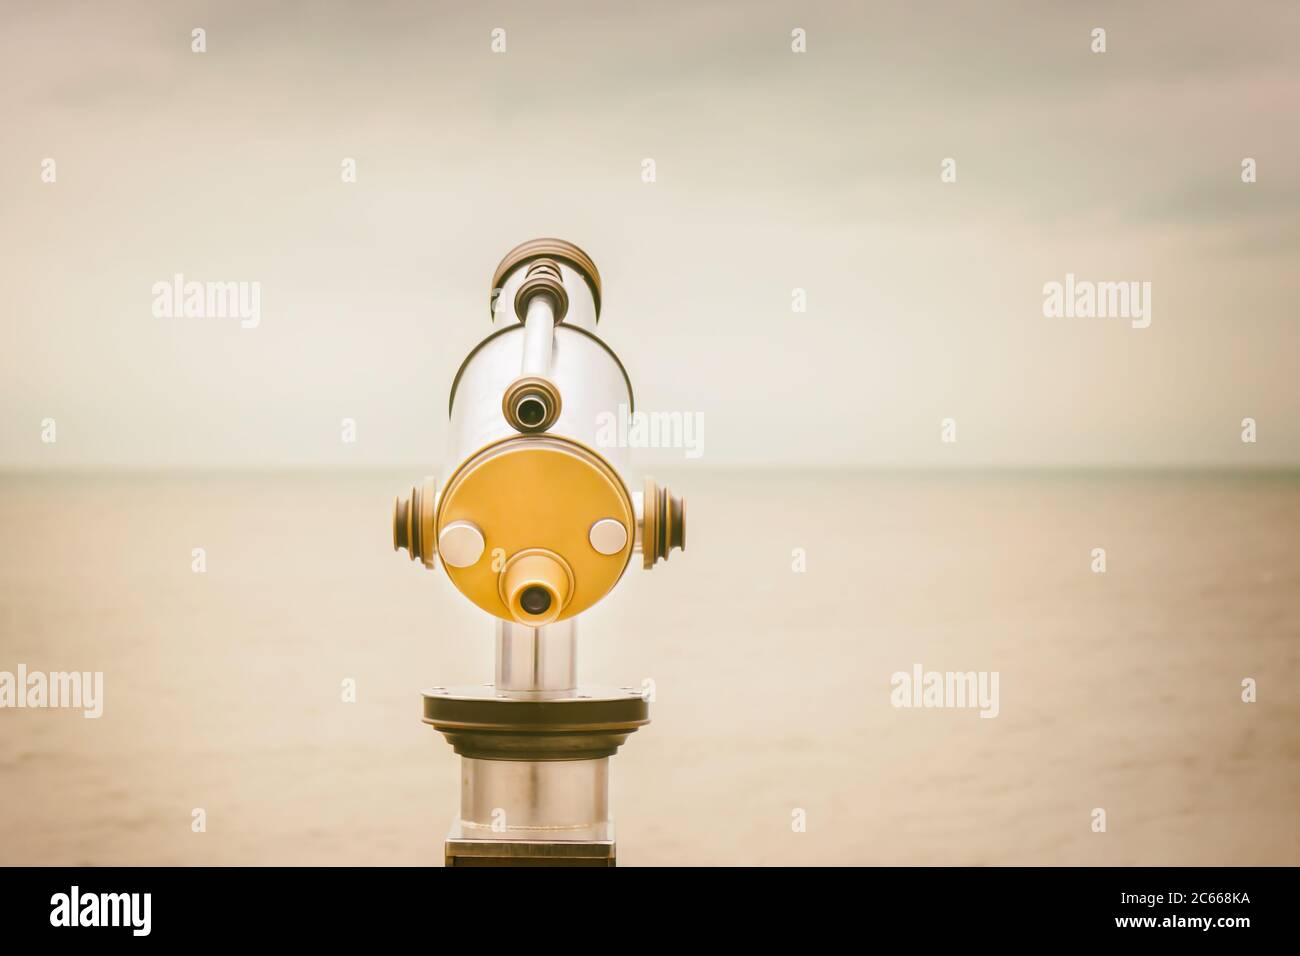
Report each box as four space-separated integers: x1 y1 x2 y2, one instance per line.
436 436 634 622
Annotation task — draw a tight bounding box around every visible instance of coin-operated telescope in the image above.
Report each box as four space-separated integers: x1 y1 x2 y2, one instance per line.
393 238 684 866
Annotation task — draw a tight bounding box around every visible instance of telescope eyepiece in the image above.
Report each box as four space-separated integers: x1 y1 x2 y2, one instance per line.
499 549 573 626
502 376 562 434
520 586 552 616
517 396 547 428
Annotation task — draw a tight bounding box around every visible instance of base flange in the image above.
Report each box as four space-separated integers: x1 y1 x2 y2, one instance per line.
444 821 616 867
423 684 649 760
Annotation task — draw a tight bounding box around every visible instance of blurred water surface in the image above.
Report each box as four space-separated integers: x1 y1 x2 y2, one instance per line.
1 471 1296 865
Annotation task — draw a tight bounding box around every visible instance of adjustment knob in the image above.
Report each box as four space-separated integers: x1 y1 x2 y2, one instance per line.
642 477 685 569
393 477 438 569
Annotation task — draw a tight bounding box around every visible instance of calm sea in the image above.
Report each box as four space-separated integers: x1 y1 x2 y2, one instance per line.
1 471 1297 865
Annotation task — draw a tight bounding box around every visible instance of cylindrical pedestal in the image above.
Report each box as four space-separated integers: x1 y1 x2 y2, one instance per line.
446 757 615 866
455 755 612 856
461 756 609 832
424 680 647 867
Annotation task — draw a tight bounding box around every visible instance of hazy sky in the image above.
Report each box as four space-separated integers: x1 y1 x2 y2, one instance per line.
2 0 1297 469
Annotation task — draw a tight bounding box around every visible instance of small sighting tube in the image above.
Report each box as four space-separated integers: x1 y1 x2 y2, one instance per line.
520 294 556 379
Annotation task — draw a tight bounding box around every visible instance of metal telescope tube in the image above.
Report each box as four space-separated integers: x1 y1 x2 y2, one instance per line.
392 238 686 866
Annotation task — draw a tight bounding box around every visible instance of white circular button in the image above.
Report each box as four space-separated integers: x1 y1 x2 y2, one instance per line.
588 518 628 555
439 521 485 568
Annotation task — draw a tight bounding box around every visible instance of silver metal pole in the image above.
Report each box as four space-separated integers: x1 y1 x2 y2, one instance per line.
494 619 577 696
